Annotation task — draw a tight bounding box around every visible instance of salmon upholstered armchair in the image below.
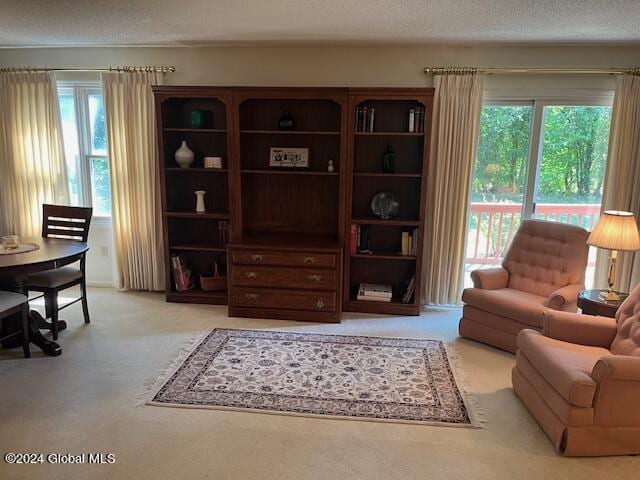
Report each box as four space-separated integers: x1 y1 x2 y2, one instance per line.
512 283 640 456
459 219 589 352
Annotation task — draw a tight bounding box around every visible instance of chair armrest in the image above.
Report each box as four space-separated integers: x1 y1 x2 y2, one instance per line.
470 267 509 290
542 309 617 348
591 356 640 426
547 283 583 310
592 356 640 383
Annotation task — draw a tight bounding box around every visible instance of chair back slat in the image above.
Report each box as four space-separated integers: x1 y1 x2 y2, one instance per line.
42 204 93 242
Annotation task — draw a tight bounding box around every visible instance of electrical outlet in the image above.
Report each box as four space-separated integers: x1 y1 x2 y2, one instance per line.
100 246 109 257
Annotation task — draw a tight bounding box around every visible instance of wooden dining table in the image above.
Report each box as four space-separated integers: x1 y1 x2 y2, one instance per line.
0 237 89 356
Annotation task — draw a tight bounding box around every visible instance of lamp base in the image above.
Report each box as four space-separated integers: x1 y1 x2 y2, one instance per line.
599 290 621 302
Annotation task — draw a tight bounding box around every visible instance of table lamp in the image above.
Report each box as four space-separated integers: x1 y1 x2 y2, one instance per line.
587 210 640 301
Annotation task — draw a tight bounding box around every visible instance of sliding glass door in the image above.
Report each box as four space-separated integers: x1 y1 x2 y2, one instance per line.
465 100 613 288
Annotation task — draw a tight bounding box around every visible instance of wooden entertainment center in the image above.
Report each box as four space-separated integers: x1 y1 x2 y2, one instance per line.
154 86 433 322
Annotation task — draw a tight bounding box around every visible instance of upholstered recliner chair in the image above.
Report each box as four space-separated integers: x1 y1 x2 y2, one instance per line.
460 219 589 352
512 283 640 456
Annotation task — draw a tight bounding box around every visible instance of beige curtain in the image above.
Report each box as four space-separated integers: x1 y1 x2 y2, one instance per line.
423 74 486 305
594 74 640 291
0 72 69 237
102 71 165 291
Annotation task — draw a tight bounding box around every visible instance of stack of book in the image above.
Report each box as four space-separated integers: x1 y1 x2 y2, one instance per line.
355 106 375 132
408 107 426 133
401 228 418 256
400 274 416 304
170 254 195 292
357 283 392 302
350 224 372 255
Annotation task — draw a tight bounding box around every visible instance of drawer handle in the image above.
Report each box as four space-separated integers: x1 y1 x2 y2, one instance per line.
245 271 259 279
245 293 260 300
304 256 315 265
307 274 322 283
251 254 264 263
314 298 325 310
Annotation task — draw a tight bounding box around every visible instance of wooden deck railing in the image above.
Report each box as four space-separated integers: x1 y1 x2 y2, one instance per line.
466 202 600 265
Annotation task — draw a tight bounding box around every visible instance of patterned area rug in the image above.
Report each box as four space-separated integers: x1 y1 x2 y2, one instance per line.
146 329 484 427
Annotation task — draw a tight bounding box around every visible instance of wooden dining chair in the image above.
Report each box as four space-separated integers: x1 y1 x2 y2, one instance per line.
26 204 93 340
0 291 30 358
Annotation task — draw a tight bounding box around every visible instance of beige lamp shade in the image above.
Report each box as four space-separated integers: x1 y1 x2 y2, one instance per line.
587 210 640 251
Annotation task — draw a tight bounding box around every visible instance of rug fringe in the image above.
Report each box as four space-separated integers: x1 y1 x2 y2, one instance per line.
136 330 211 407
444 342 488 429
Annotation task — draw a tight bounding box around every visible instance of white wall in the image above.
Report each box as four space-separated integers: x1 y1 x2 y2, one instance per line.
1 44 637 286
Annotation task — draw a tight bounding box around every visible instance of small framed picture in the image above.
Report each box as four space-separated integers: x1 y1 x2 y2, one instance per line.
269 147 309 168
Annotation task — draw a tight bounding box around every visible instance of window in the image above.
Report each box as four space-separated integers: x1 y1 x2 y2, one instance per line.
58 83 112 218
466 100 613 288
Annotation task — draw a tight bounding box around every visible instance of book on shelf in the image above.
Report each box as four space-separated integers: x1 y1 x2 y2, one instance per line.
355 106 375 132
350 224 357 255
357 283 392 302
400 228 418 256
352 224 372 254
218 220 229 248
401 274 416 304
170 254 195 292
408 107 425 133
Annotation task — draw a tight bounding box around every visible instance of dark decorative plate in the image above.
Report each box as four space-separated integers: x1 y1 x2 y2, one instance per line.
371 191 399 219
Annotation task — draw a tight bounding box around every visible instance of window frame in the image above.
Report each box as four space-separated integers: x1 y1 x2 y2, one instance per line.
57 81 111 224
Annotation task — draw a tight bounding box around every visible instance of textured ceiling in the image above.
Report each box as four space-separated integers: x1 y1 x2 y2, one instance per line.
2 0 640 47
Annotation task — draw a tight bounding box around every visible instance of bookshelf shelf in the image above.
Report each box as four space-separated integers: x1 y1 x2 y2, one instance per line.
351 217 420 226
166 289 227 305
169 244 227 253
164 128 226 133
351 253 417 261
164 211 229 219
354 132 424 136
353 172 421 178
241 129 340 135
165 168 228 173
242 169 339 176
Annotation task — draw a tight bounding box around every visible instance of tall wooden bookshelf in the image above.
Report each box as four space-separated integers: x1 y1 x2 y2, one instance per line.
154 87 234 304
153 86 433 319
343 89 433 315
228 88 347 322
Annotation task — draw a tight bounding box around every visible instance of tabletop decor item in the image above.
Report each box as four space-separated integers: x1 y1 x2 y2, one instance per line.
199 260 227 292
382 144 396 173
587 210 640 301
327 160 335 173
1 235 20 250
278 110 295 130
146 329 484 428
175 141 195 168
194 190 206 213
371 191 399 219
269 147 309 168
0 242 40 255
188 109 212 129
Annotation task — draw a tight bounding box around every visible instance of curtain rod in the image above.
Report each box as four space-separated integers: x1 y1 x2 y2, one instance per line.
423 67 640 75
0 65 176 73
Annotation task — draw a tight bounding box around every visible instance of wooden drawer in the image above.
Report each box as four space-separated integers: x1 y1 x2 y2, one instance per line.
232 287 336 312
233 265 337 290
232 250 336 268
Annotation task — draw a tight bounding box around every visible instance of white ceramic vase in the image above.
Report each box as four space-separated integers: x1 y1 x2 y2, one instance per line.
175 140 195 168
195 190 206 213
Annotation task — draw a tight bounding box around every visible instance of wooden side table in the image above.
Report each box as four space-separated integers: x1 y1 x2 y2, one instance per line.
577 289 628 318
